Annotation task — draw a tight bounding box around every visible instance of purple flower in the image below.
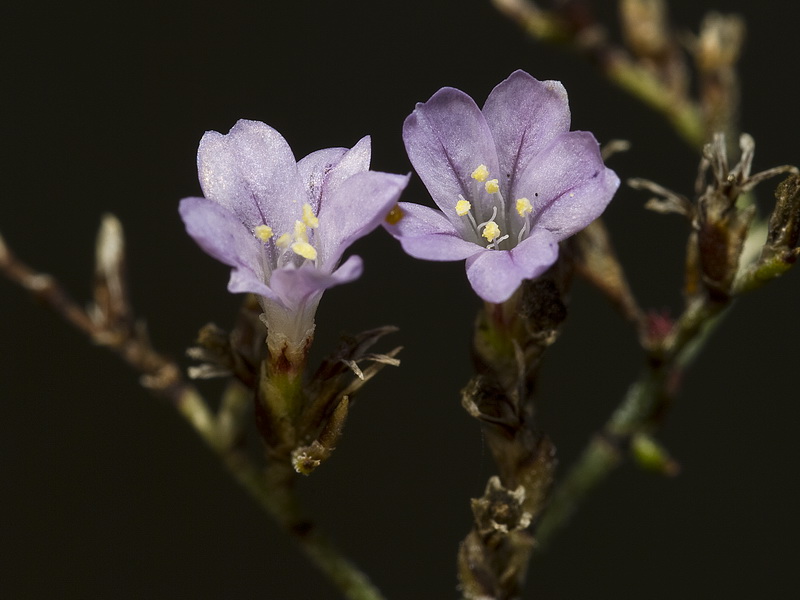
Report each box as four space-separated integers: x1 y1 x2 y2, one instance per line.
386 70 620 303
180 119 408 352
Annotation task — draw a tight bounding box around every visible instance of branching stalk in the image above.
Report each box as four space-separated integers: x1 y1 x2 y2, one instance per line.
535 302 729 550
0 226 384 600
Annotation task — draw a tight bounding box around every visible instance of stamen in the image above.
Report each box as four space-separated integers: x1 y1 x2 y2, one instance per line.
487 233 509 250
254 225 273 241
302 203 319 229
485 179 500 194
478 206 498 229
516 197 533 217
385 204 404 225
273 205 321 265
293 220 308 243
455 197 472 216
517 222 529 244
456 194 480 231
471 164 489 182
482 221 501 243
291 241 317 261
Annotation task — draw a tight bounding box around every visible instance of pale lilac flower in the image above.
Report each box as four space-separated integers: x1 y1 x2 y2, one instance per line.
180 119 408 352
386 70 620 303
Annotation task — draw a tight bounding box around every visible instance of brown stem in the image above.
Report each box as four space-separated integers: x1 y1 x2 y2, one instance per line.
0 228 385 600
492 0 704 148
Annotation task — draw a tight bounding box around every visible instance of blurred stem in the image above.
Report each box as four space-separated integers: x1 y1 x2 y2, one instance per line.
491 0 705 149
183 397 385 600
0 230 384 600
534 301 728 550
607 60 704 150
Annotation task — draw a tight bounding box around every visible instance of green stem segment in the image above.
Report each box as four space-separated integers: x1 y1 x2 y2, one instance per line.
176 384 385 600
534 304 728 550
490 0 706 150
1 231 384 600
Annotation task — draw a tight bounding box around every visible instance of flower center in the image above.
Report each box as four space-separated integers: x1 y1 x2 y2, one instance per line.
454 164 533 250
252 202 320 266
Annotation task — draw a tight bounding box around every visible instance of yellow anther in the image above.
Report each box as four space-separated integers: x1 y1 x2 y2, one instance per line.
516 198 533 217
471 164 489 182
276 213 319 261
302 203 319 229
385 204 404 225
293 220 308 243
455 198 472 216
485 179 500 194
276 233 292 249
482 221 501 242
254 225 274 241
291 241 318 261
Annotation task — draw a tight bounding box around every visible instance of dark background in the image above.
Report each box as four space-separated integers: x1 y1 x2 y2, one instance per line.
2 1 798 598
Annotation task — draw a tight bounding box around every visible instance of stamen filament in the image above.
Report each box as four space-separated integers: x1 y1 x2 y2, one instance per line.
477 206 498 230
518 222 529 244
466 212 478 232
456 194 480 232
487 233 509 250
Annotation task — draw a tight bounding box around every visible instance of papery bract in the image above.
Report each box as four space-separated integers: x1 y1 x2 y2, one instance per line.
386 70 620 303
180 119 408 355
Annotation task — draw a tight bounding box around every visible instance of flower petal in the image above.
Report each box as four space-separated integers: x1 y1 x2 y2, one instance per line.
509 228 559 278
403 87 500 223
197 119 306 236
483 70 571 201
323 136 372 198
296 137 372 215
179 197 275 299
385 202 482 260
315 170 409 267
465 230 558 303
465 250 519 304
516 131 620 240
297 147 349 213
269 255 363 310
228 267 273 299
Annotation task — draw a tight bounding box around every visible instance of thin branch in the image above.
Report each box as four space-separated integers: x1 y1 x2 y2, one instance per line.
492 0 705 148
534 301 728 550
1 231 98 337
0 226 385 600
